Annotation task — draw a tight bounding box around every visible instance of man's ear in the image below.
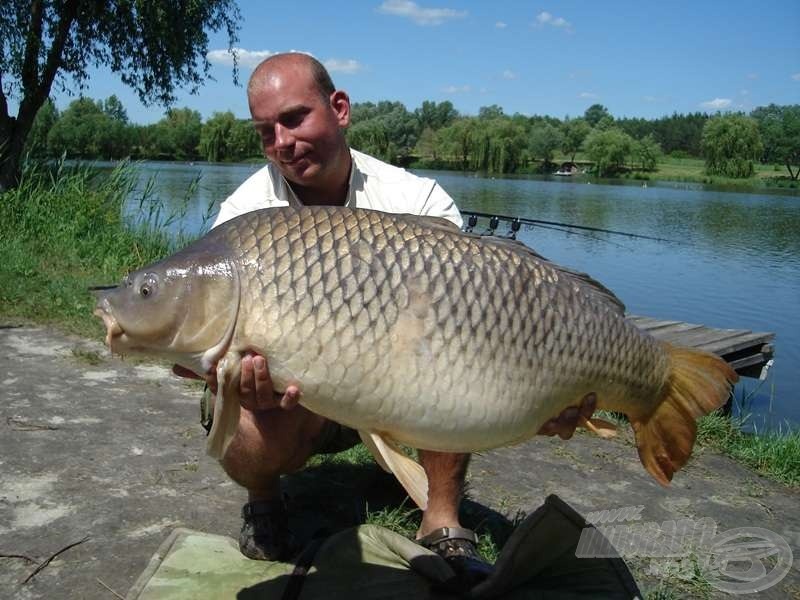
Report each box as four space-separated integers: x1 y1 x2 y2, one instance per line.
330 90 351 127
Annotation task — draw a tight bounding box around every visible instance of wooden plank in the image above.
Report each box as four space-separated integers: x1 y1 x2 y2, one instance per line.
728 354 769 371
700 332 776 356
658 328 746 351
647 323 707 343
631 319 684 332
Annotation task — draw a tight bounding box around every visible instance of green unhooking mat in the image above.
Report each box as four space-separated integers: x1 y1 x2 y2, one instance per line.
128 495 641 599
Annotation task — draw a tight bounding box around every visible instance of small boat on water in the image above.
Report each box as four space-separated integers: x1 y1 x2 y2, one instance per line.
553 161 579 176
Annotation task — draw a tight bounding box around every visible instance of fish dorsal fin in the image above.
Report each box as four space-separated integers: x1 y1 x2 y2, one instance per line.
485 236 626 315
359 430 429 510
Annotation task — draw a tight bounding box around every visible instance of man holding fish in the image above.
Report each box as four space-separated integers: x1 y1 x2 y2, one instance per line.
171 53 596 574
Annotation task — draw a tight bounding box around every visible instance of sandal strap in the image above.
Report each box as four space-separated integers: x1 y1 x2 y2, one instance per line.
417 526 478 548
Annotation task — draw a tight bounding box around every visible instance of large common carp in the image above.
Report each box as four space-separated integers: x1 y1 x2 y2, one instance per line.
94 206 737 508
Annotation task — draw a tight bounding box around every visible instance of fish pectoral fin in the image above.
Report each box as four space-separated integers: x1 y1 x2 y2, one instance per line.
206 352 242 460
580 416 618 438
359 431 429 511
358 430 392 473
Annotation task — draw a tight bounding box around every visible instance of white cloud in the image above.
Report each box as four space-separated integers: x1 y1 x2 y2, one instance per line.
207 48 362 74
792 73 800 81
579 92 598 99
700 98 732 110
495 21 507 28
324 59 363 74
502 69 518 80
378 0 467 26
442 85 471 94
746 72 759 80
535 11 572 31
208 48 277 68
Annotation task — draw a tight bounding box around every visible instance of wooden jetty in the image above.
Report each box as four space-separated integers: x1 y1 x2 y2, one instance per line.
627 315 775 379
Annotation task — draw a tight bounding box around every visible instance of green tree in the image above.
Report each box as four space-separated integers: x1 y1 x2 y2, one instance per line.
24 98 59 157
102 94 128 123
632 134 662 171
199 110 236 162
561 118 591 162
584 104 611 127
478 105 505 120
584 127 634 177
0 0 240 190
228 118 261 161
47 97 108 157
529 123 564 168
751 104 800 180
437 118 478 170
701 114 763 178
415 100 458 130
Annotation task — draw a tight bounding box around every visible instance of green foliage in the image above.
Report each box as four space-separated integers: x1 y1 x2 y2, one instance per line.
0 160 177 330
584 127 634 176
751 104 800 180
0 0 240 189
632 134 662 171
701 114 763 178
151 108 204 161
528 123 564 167
199 110 237 162
583 104 611 127
348 101 420 161
470 118 528 174
48 97 130 159
561 118 591 162
24 99 59 158
414 100 458 130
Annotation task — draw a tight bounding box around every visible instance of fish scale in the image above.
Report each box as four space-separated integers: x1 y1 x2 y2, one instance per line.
95 205 737 491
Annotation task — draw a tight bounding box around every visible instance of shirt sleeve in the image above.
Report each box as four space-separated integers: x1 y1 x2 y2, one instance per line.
419 181 464 229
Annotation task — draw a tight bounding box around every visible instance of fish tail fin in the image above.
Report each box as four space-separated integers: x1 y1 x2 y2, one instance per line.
631 345 738 485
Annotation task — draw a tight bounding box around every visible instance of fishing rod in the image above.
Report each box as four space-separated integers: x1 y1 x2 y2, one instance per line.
461 210 675 243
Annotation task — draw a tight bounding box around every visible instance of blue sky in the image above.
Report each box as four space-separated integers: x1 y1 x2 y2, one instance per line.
48 0 800 124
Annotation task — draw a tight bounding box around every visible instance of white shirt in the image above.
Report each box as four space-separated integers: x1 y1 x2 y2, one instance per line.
213 149 463 229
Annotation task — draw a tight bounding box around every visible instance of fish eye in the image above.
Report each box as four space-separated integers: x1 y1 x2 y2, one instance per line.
138 273 159 299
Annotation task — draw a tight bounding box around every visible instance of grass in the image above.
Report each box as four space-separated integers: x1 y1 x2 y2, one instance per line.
696 412 800 486
0 159 187 335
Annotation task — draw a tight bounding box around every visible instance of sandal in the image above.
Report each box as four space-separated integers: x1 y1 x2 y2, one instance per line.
418 527 494 590
239 499 293 561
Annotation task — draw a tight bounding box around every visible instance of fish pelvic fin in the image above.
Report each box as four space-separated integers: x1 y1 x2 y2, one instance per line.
359 431 429 511
631 345 738 486
206 352 242 460
580 416 618 438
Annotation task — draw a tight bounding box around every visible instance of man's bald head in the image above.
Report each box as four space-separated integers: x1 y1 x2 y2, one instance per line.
248 53 335 102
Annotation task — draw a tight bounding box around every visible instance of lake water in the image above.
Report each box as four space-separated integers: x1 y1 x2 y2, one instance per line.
122 161 800 431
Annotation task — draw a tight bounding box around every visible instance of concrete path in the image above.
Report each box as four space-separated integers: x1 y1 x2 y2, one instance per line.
1 325 798 599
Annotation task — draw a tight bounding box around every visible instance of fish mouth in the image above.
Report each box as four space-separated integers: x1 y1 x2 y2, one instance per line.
93 304 124 350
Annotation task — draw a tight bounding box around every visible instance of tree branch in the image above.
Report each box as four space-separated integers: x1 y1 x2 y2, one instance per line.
35 0 80 107
21 0 44 92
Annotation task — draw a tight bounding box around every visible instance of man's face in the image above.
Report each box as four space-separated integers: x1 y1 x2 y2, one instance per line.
249 63 350 188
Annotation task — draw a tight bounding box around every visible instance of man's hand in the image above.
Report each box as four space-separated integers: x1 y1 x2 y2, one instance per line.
171 352 301 412
537 393 597 440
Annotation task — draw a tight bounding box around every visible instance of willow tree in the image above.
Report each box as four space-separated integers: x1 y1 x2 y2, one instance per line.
0 0 240 191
